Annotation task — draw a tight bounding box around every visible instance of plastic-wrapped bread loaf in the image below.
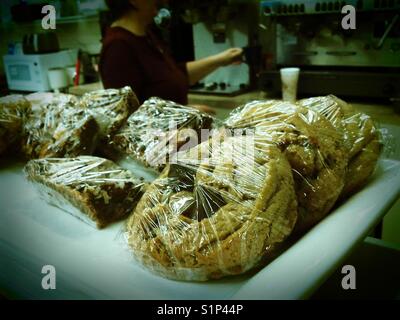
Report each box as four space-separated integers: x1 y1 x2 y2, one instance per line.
113 97 216 172
298 95 381 196
25 156 146 229
21 97 98 159
125 135 298 281
0 95 31 156
224 100 348 233
79 87 139 156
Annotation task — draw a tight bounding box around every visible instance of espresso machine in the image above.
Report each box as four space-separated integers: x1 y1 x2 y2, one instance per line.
170 0 261 95
259 0 400 100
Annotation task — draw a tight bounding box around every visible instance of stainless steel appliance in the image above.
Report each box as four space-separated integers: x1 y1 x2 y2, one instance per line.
173 0 261 95
3 50 77 92
259 0 400 99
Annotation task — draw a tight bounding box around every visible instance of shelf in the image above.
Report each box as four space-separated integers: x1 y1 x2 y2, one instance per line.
0 13 99 29
54 13 99 24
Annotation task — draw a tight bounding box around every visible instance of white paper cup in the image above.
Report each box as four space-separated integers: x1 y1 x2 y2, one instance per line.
48 68 68 93
66 66 76 86
280 67 300 103
14 42 23 55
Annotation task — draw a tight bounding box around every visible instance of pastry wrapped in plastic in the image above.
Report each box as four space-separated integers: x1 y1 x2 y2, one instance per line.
0 95 31 156
25 92 79 109
25 156 146 229
125 135 298 281
224 100 348 232
113 97 216 172
21 98 98 159
79 87 139 154
298 95 381 196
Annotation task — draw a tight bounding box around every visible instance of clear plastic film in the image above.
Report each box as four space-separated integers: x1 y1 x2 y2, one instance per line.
24 156 146 229
125 135 298 281
298 95 382 196
0 95 31 156
25 92 79 110
223 99 348 233
113 97 217 172
79 87 140 155
21 95 99 159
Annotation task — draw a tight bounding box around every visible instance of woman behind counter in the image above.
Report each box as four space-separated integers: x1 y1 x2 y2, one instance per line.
100 0 243 107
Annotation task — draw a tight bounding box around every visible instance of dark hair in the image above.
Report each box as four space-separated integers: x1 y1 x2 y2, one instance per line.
105 0 137 20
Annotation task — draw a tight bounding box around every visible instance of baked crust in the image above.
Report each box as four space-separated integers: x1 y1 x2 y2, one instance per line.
21 99 98 159
113 97 215 171
0 95 31 156
224 100 348 232
25 156 146 228
79 87 139 156
298 95 381 196
126 136 297 281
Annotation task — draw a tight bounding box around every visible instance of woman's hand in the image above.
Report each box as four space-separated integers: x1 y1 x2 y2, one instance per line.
186 47 243 86
213 48 243 67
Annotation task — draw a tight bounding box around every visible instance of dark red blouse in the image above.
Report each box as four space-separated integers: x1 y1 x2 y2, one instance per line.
99 27 189 105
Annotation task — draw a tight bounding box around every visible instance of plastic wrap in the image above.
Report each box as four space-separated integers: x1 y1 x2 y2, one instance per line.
25 92 79 110
125 135 298 281
113 97 216 171
21 97 98 159
24 156 146 229
0 95 31 156
298 95 382 196
224 100 348 233
79 87 140 154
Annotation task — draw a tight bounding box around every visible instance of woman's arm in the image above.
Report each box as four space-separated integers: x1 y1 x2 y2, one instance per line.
186 48 243 86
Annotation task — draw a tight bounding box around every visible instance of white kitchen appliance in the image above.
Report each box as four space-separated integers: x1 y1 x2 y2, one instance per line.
3 49 78 92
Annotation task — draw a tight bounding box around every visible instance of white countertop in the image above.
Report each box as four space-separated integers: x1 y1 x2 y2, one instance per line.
0 158 399 299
